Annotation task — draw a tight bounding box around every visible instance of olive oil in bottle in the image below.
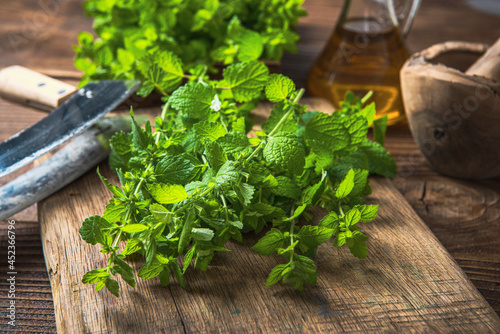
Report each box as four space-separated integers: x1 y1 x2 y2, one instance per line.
307 18 411 125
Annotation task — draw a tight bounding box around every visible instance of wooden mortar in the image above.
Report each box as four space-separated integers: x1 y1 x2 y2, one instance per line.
401 39 500 179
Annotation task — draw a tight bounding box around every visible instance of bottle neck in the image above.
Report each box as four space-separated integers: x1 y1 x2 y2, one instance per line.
339 0 399 33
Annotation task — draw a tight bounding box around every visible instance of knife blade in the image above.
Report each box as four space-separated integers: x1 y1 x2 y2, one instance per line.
0 68 139 179
0 116 146 221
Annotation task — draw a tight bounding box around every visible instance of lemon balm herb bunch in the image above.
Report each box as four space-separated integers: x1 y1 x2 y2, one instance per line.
79 56 395 296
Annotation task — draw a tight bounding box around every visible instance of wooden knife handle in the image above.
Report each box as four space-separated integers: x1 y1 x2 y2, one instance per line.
0 65 77 111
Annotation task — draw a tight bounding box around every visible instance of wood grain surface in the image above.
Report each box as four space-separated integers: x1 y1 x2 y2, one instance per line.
1 0 500 332
37 134 500 333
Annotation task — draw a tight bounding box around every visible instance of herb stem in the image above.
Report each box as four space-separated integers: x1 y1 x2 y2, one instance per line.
246 88 305 163
361 91 373 105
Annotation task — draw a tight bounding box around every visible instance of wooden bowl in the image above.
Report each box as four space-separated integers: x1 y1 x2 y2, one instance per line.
401 41 500 179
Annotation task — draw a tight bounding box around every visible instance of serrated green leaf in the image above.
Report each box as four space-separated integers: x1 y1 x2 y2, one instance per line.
82 269 109 284
344 208 361 228
236 29 264 62
147 184 187 204
271 176 301 200
169 82 216 119
121 239 143 256
357 139 396 177
373 115 388 146
205 141 228 172
266 263 290 286
149 203 172 222
79 215 113 246
336 169 355 199
263 133 305 176
155 156 195 185
194 121 226 143
191 228 214 241
265 74 296 102
216 132 251 157
262 101 297 134
120 224 148 233
252 228 285 255
220 61 269 102
215 160 238 185
348 231 369 259
159 269 171 287
105 278 120 297
138 259 163 279
357 204 379 223
235 182 255 206
97 168 125 199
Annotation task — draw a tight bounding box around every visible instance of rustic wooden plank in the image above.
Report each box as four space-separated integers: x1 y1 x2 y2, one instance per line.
0 221 56 333
38 100 500 333
2 0 500 331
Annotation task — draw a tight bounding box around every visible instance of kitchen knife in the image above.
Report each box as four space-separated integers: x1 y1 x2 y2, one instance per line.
0 66 139 179
0 116 145 221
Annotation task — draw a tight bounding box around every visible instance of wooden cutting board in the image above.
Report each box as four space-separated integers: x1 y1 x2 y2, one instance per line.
38 101 500 333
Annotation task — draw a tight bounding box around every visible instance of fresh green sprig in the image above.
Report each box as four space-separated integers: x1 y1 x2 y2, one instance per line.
73 0 306 92
80 60 396 296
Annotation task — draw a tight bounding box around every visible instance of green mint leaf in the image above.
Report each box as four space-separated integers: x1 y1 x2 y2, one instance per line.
149 203 172 222
360 102 376 126
262 101 297 134
82 269 109 284
350 169 369 197
263 133 305 176
215 161 238 185
79 215 113 246
205 141 228 172
271 176 301 200
305 113 368 157
191 228 214 241
236 30 264 62
348 231 369 259
373 115 388 146
138 259 163 279
159 269 171 287
266 263 290 287
183 247 195 273
155 156 195 185
357 204 379 223
265 74 296 102
109 132 132 156
103 200 127 224
121 239 143 256
220 61 269 103
357 139 396 177
194 121 226 143
169 82 216 119
335 169 355 199
130 110 150 150
333 232 346 247
137 51 184 95
120 224 148 233
97 168 125 199
283 204 307 222
318 212 341 234
172 262 187 289
104 278 120 297
147 184 187 204
344 208 361 228
252 228 286 255
302 174 327 206
235 182 255 206
216 132 252 158
297 225 334 256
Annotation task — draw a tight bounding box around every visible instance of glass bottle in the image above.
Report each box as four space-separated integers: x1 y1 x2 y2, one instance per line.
307 0 421 125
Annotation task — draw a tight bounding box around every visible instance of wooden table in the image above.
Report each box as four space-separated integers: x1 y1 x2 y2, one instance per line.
0 0 499 332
